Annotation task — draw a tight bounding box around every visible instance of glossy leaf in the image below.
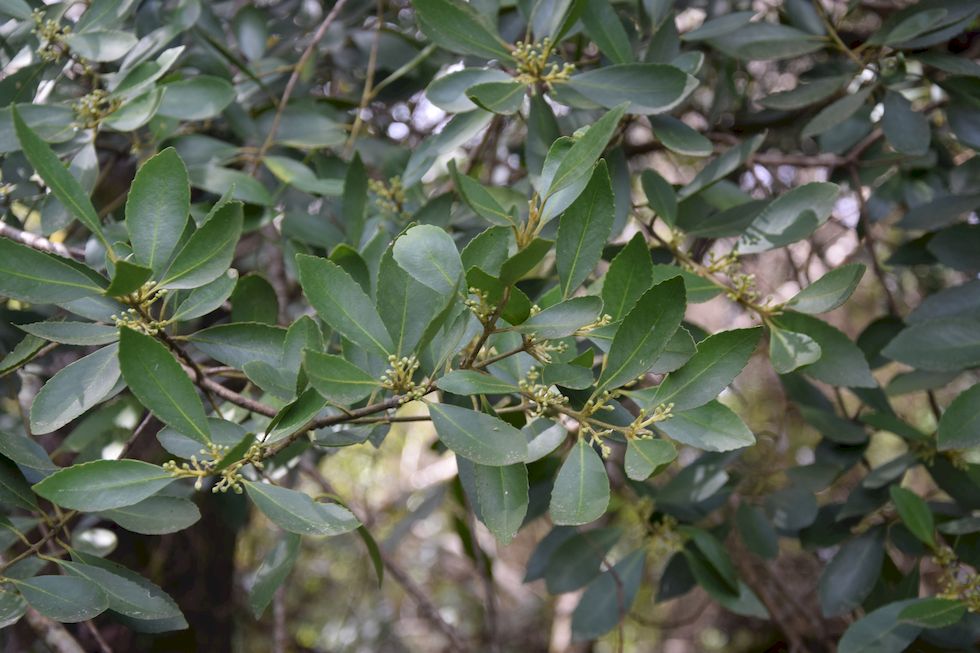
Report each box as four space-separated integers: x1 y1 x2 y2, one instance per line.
33 460 175 511
550 439 609 526
119 328 211 445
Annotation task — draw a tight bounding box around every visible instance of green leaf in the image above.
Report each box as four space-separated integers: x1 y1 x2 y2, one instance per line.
104 259 153 297
377 249 448 356
0 430 58 477
882 318 980 372
0 590 25 629
230 274 278 324
773 312 877 387
937 383 980 451
160 200 243 289
898 598 967 629
739 182 840 253
119 328 211 445
99 495 201 535
427 68 513 113
735 503 778 559
296 255 393 358
838 599 922 653
597 277 686 393
171 269 238 322
411 0 513 61
514 296 603 339
65 30 138 62
303 350 379 405
428 403 527 466
188 322 285 370
678 134 765 200
801 87 873 139
659 401 756 452
0 236 104 304
524 419 567 463
769 326 822 375
498 237 553 285
819 531 884 617
545 104 626 200
249 533 301 617
244 481 360 536
556 160 615 298
30 343 121 435
882 91 931 156
473 462 528 544
889 486 935 547
624 438 676 480
542 526 620 591
158 76 235 120
787 264 866 314
707 22 824 60
550 438 609 525
641 169 678 225
12 106 109 249
601 233 653 320
580 0 633 64
451 163 516 227
234 5 268 61
566 65 696 115
880 8 949 45
571 549 645 640
759 76 848 110
649 327 761 411
392 224 463 297
648 115 713 157
32 459 175 511
436 370 516 395
466 81 525 115
683 11 754 40
12 575 108 623
58 559 181 621
126 147 190 275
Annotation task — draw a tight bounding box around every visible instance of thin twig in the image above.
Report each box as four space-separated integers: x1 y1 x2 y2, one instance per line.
0 223 85 260
250 0 352 173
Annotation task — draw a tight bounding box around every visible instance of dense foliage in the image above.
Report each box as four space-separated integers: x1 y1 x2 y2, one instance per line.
0 0 979 650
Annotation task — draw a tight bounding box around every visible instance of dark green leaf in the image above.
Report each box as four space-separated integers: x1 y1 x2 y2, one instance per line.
648 327 762 411
550 438 609 525
937 383 980 450
412 0 513 60
624 438 676 480
303 350 379 405
125 147 190 275
119 328 211 445
596 277 685 393
245 482 360 536
12 576 108 623
249 533 301 617
889 486 934 547
428 403 527 465
99 495 201 535
12 106 109 249
0 237 104 304
160 200 243 289
556 161 615 298
473 462 528 544
787 264 866 314
658 401 756 452
32 459 174 511
296 254 393 358
30 343 120 435
819 531 884 617
566 66 695 115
